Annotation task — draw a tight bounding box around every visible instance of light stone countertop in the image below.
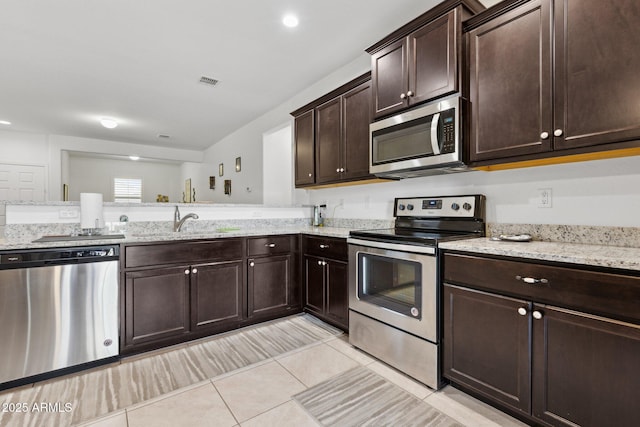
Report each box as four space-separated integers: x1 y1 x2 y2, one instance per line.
0 226 352 251
439 238 640 272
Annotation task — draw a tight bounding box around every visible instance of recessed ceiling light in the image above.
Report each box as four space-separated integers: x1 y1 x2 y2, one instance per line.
282 14 299 28
129 155 140 161
0 120 11 125
100 118 118 129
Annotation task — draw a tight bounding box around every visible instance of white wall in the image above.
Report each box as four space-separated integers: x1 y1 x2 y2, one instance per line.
49 134 203 200
68 156 183 202
0 130 49 166
263 123 293 205
302 155 640 227
202 54 371 205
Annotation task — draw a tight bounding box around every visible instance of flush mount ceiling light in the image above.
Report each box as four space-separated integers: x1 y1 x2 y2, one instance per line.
282 14 299 28
129 155 140 161
100 118 118 129
0 120 11 125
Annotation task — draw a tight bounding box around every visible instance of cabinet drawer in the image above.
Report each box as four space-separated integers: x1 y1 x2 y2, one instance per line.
303 236 347 260
125 239 243 268
443 253 640 324
247 235 293 257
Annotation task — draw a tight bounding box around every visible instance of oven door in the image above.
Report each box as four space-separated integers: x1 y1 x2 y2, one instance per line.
348 238 437 342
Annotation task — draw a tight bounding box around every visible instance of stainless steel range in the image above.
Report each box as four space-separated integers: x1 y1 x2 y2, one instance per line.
347 195 485 389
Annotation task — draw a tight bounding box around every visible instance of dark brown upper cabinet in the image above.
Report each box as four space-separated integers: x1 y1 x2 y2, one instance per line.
367 0 485 119
316 80 372 184
292 73 373 188
467 0 640 166
294 109 315 186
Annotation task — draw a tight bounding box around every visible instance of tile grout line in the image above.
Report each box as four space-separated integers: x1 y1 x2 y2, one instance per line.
210 379 240 427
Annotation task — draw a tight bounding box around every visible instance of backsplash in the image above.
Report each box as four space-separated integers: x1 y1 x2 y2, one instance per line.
487 223 640 248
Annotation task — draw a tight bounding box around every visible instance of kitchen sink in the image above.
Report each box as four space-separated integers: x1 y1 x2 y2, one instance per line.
32 234 126 243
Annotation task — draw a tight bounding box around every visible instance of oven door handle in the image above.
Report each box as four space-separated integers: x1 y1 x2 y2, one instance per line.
347 238 436 255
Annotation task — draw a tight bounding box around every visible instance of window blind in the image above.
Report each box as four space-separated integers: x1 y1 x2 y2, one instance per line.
113 177 142 203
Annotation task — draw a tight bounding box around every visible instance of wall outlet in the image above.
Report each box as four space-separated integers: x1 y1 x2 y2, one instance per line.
59 209 78 218
537 188 552 208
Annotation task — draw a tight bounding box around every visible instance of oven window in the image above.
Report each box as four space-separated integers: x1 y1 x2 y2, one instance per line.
357 252 422 318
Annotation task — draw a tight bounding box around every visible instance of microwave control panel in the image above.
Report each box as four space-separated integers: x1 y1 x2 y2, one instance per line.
440 109 456 154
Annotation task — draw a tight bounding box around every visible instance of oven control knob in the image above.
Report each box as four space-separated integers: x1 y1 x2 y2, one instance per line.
410 307 419 317
407 204 414 211
463 202 472 211
398 204 405 211
451 203 460 211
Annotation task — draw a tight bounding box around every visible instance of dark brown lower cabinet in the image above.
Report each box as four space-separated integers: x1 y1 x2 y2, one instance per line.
443 282 640 427
532 305 640 427
191 261 243 332
124 266 191 347
443 285 531 415
247 254 293 318
303 255 348 331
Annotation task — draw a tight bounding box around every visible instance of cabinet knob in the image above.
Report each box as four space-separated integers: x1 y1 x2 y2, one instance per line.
407 90 414 97
317 260 322 266
192 268 198 274
336 168 341 173
308 173 312 177
340 167 345 173
265 243 276 248
554 129 563 137
400 93 406 99
184 269 190 275
517 307 528 316
532 310 543 320
249 261 255 267
540 132 549 140
319 244 329 249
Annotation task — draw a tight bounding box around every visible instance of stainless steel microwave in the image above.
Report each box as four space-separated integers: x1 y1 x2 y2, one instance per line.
369 94 467 179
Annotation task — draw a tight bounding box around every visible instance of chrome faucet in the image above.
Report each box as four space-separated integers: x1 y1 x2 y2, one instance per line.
173 205 199 232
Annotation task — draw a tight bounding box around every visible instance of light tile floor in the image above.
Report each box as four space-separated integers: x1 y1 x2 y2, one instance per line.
78 334 527 427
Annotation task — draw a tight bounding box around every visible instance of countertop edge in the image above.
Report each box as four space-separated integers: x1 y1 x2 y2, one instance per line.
439 238 640 272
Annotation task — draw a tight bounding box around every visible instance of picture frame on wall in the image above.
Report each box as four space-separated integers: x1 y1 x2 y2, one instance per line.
185 178 192 203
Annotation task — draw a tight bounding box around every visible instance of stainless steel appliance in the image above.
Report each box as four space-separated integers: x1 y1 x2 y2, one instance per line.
370 94 467 179
0 245 119 389
348 195 485 389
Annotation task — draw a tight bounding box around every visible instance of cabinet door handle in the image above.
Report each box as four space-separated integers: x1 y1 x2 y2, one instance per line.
532 310 543 320
517 307 528 316
265 243 276 248
192 268 198 274
554 129 563 137
400 93 406 99
319 244 329 249
184 269 190 275
249 261 255 267
515 275 549 285
540 132 549 140
407 90 414 97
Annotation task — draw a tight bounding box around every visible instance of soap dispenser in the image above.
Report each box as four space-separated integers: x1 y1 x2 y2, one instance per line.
312 204 326 227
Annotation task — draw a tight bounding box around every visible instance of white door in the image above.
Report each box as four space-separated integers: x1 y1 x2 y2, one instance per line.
0 164 46 201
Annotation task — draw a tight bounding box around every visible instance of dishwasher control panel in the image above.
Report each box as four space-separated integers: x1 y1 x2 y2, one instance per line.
0 246 119 268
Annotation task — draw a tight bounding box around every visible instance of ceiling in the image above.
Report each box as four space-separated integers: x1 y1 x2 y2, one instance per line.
1 0 496 151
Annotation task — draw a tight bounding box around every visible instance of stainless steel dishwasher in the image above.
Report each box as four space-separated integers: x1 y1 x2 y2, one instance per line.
0 245 119 388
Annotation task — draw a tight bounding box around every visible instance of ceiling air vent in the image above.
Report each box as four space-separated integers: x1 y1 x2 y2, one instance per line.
158 134 170 139
199 76 219 86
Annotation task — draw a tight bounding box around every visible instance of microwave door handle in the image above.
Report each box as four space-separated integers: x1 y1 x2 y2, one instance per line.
430 113 441 155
